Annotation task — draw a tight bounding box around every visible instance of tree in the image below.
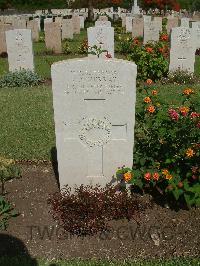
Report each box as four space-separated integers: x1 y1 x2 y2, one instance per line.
141 0 180 11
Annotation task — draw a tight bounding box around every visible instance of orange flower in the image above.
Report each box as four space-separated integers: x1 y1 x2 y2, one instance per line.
147 105 156 113
153 172 160 181
124 172 132 182
160 34 168 41
144 172 151 181
146 79 153 85
158 47 164 53
183 88 194 96
165 174 173 180
162 169 169 176
186 148 195 158
179 106 190 116
144 97 152 103
146 47 153 53
151 90 158 96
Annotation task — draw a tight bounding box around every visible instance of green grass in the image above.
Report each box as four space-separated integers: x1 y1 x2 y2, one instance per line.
0 84 199 160
0 257 199 266
0 86 55 160
0 30 200 160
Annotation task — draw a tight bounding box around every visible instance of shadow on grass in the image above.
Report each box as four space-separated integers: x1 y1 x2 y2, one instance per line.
0 233 38 266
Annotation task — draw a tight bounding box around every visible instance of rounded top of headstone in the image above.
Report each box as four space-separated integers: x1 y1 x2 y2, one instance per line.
51 57 137 72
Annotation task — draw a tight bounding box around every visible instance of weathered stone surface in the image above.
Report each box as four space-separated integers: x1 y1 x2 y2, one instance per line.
0 24 13 54
62 19 73 40
87 26 114 58
6 29 34 71
143 21 160 44
45 22 62 54
95 21 111 27
169 27 196 73
167 17 179 34
27 20 39 42
132 17 143 37
72 15 80 34
51 58 137 189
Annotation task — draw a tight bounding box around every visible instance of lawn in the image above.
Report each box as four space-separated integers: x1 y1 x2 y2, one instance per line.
0 257 199 266
0 29 200 160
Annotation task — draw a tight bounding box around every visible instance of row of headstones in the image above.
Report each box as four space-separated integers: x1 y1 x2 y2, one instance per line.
124 15 200 44
44 15 109 54
0 15 87 55
2 16 111 71
2 24 198 74
2 12 199 74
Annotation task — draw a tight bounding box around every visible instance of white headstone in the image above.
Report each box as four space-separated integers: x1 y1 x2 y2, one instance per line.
27 20 39 42
132 17 144 37
87 26 114 58
144 21 160 44
181 17 190 27
192 22 200 49
6 29 34 72
45 22 62 54
95 21 111 27
80 16 84 28
167 17 179 34
169 27 196 73
62 19 73 40
0 24 13 54
51 58 137 189
126 17 133 33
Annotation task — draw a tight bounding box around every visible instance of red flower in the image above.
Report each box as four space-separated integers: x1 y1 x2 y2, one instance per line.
144 172 151 181
146 47 154 53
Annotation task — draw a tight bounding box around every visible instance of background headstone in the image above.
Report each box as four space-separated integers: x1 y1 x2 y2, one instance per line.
27 20 39 42
62 19 73 40
87 26 114 58
0 24 13 54
169 27 196 73
6 29 34 71
132 17 144 37
45 22 62 54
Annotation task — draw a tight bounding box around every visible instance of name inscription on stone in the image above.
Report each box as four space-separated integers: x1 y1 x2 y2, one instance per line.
64 69 124 95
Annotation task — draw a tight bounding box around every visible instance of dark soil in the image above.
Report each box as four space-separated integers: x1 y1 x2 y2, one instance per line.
2 164 200 260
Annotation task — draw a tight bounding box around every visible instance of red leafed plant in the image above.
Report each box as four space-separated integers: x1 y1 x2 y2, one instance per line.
49 185 140 236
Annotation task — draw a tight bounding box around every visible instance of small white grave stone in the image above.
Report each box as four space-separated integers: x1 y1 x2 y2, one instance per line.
0 24 13 54
72 15 80 34
132 17 144 37
87 26 114 58
6 29 34 71
27 20 39 42
192 22 200 49
126 17 133 33
45 22 62 54
169 27 196 73
144 21 160 44
181 17 190 27
95 21 111 27
80 16 84 28
51 58 137 188
62 19 73 40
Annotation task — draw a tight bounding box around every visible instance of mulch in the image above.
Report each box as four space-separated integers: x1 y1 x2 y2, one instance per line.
1 164 200 261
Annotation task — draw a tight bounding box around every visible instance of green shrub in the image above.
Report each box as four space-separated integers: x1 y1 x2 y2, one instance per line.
128 41 169 81
0 157 21 195
0 196 18 230
78 38 88 55
62 40 71 54
161 69 199 85
116 86 200 208
0 70 42 88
